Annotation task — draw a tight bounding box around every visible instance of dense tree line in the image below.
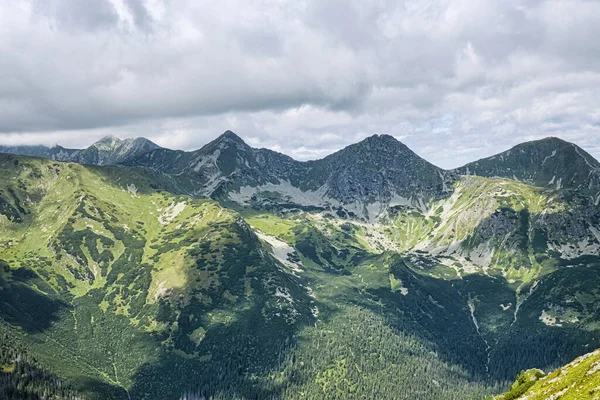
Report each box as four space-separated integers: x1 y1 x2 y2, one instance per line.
178 306 503 400
0 335 85 400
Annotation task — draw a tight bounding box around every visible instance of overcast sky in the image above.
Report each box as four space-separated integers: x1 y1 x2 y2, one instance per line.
1 0 599 168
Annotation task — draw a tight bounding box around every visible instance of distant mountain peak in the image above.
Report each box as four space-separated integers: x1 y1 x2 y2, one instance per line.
367 133 398 141
97 134 118 141
91 135 123 150
456 136 600 192
349 134 410 152
218 130 246 144
535 136 568 144
330 134 418 165
0 135 161 166
131 136 155 144
200 130 251 155
357 134 400 145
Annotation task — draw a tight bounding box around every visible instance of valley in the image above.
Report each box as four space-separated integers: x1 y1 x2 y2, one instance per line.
0 133 599 399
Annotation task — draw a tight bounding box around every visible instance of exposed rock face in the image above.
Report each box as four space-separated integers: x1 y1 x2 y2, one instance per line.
126 131 454 219
312 134 454 204
0 135 161 165
1 133 600 400
456 137 600 195
0 144 77 161
71 136 161 165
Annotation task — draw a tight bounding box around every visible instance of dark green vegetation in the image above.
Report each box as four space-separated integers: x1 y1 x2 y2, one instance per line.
0 331 84 399
0 133 599 399
495 349 600 399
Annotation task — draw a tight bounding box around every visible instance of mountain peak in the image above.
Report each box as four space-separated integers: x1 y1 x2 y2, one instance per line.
535 136 569 145
354 134 409 150
96 134 119 142
456 136 600 191
358 134 402 145
335 134 414 161
127 137 161 149
218 130 246 144
199 130 251 154
367 133 398 141
91 135 122 150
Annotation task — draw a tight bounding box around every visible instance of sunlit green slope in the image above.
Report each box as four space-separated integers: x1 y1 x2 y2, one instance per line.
1 151 600 400
495 349 600 400
0 154 316 399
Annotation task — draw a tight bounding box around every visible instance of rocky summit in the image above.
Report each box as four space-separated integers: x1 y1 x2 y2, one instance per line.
0 135 161 166
125 132 454 220
456 137 600 196
0 132 599 400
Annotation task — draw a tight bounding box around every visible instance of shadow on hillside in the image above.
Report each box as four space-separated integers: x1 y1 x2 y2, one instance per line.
364 192 600 383
340 254 492 379
491 264 600 380
71 377 130 400
115 197 600 399
125 313 299 400
109 218 316 400
0 262 68 334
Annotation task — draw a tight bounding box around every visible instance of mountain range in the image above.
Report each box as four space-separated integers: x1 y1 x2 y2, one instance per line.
7 132 599 215
0 131 599 399
0 135 161 166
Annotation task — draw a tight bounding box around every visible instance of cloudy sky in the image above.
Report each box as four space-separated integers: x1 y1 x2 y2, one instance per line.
1 0 599 168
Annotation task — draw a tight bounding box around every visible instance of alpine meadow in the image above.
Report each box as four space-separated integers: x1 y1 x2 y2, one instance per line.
0 132 600 399
2 0 600 399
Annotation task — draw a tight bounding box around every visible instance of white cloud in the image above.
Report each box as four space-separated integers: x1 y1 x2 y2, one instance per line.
0 0 599 168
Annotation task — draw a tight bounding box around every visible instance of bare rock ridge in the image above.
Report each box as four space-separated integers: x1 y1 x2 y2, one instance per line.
2 131 599 216
0 135 161 165
456 137 600 193
124 132 454 219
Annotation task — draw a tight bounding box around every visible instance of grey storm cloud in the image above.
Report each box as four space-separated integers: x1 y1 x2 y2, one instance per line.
0 0 599 168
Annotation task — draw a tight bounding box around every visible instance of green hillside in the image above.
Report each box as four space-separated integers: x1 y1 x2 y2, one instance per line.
0 154 315 398
496 349 600 400
0 140 599 399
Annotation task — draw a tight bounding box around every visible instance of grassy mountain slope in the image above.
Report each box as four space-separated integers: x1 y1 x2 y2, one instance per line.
0 154 317 399
0 154 494 399
1 133 600 399
495 349 600 400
